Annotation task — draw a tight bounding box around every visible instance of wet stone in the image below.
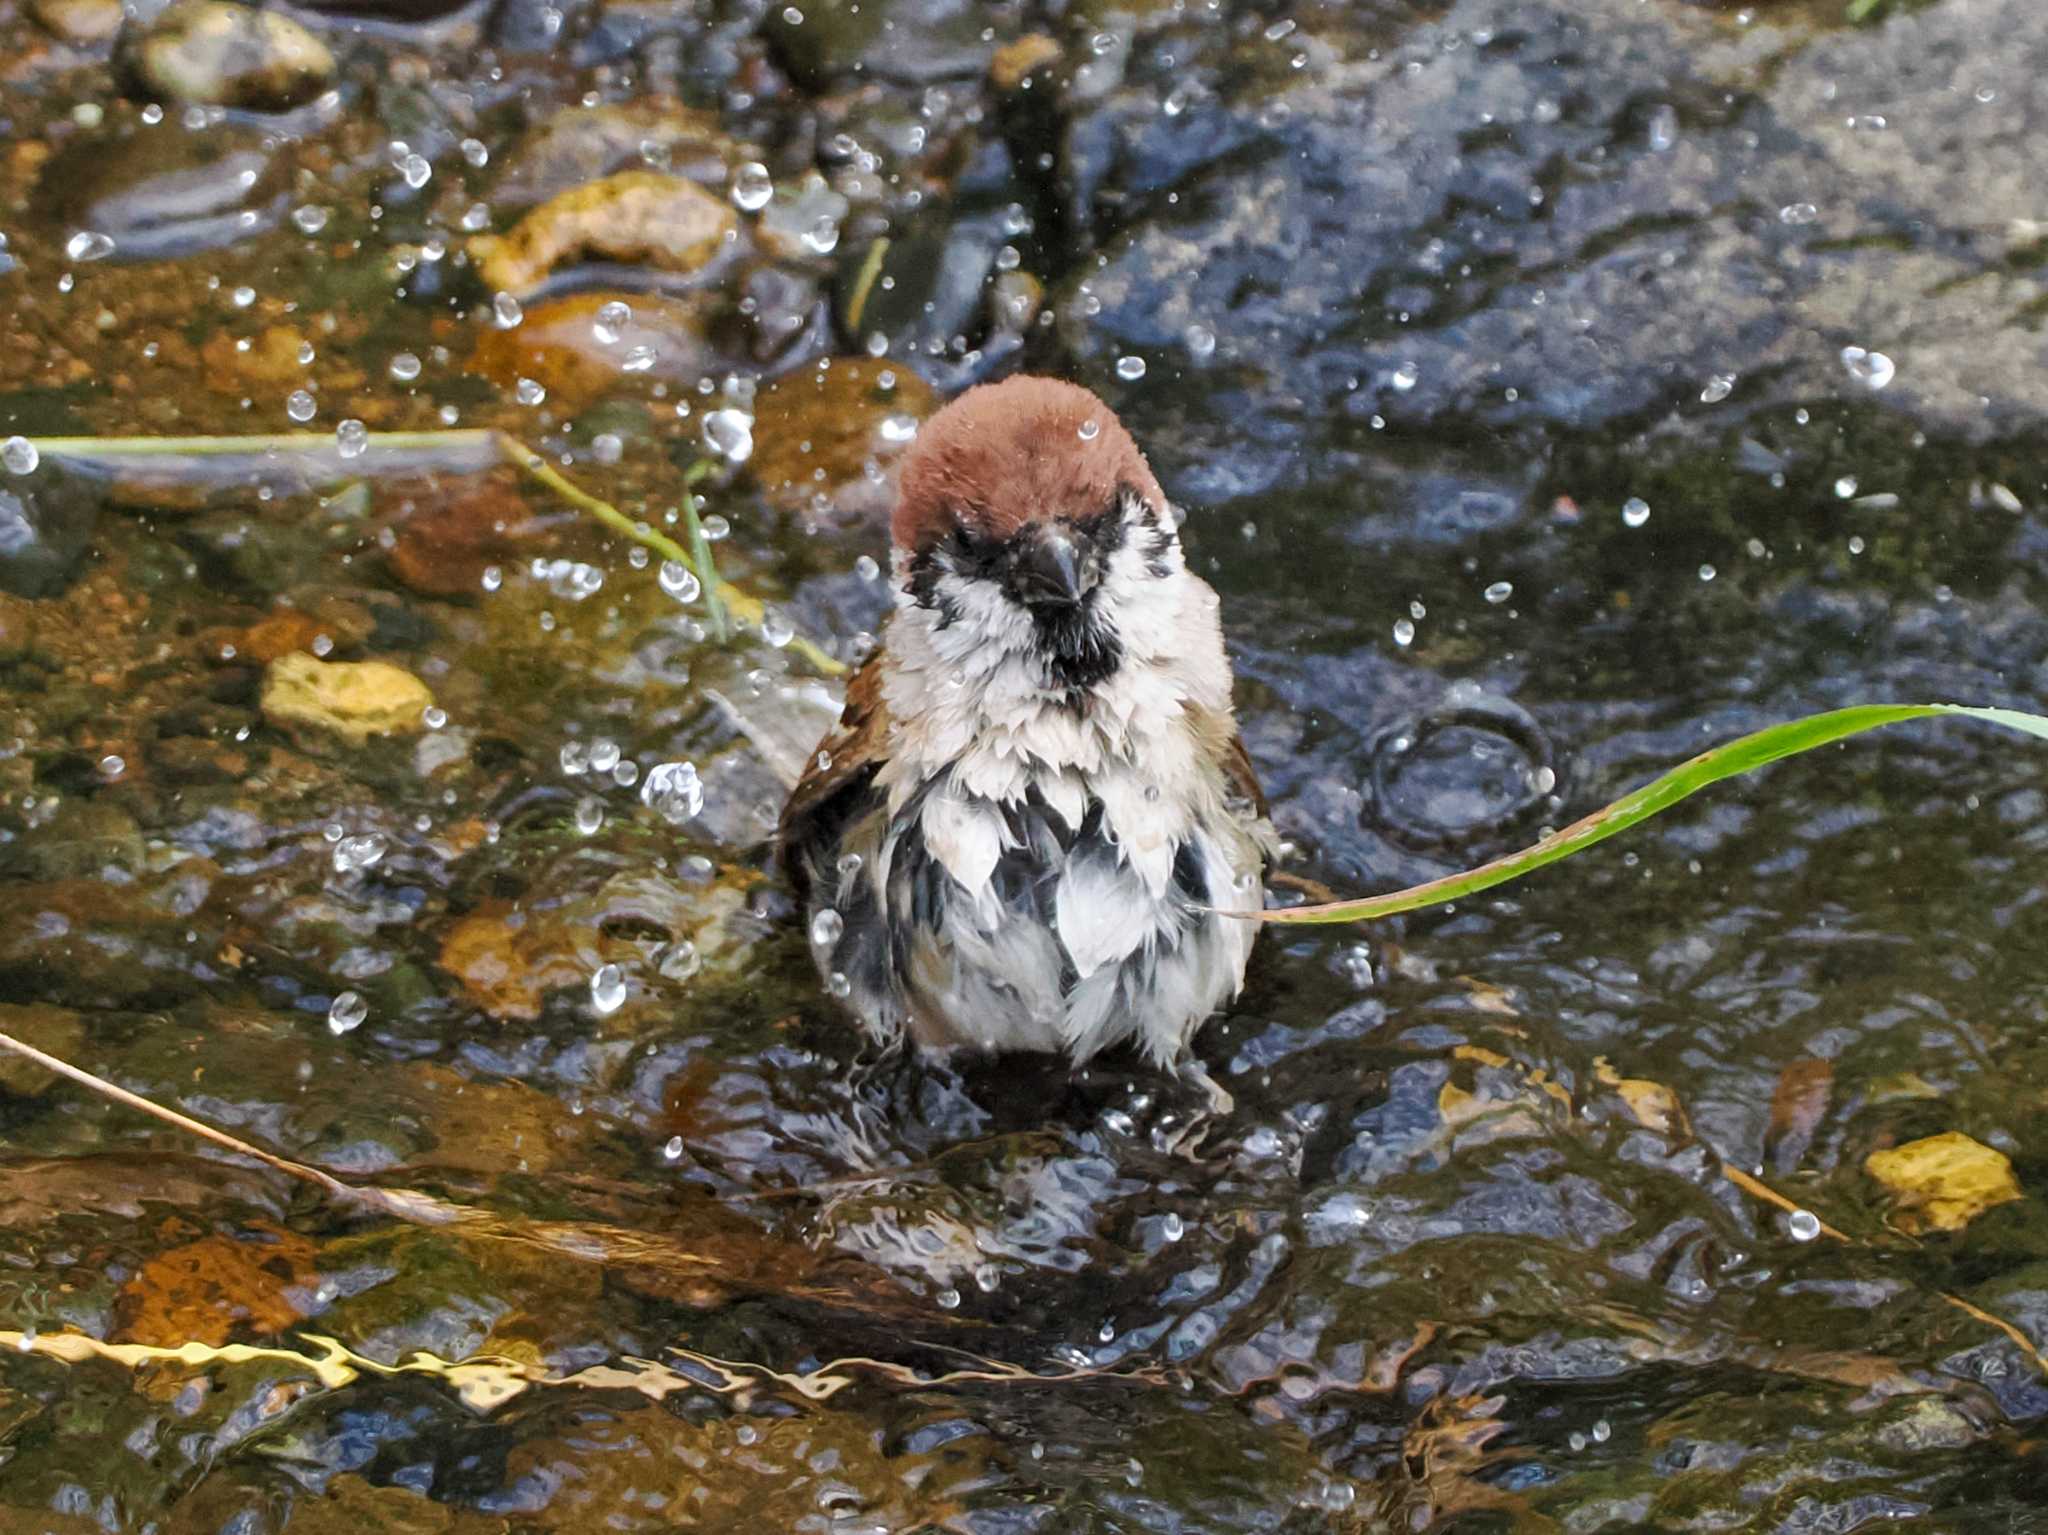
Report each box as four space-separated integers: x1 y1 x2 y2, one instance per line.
27 0 124 45
748 358 935 528
260 652 434 746
763 0 998 90
833 215 1004 366
488 101 737 210
0 473 100 600
38 123 289 262
467 289 726 412
0 1005 88 1096
121 0 336 112
470 170 739 296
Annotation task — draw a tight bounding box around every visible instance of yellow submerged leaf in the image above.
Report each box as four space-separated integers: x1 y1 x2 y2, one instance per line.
1864 1132 2024 1234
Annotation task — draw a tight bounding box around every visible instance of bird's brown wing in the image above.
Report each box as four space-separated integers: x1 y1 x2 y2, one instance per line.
776 648 893 885
1219 727 1268 819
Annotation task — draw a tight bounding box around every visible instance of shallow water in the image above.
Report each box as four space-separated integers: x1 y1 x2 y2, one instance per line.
3 0 2048 1528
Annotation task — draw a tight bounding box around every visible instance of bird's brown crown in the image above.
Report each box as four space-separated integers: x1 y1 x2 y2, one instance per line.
892 376 1166 552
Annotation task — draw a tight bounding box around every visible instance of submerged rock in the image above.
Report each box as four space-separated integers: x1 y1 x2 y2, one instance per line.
470 170 739 296
467 290 726 411
762 0 997 89
121 0 337 112
0 473 99 600
260 653 433 746
28 0 124 45
488 102 737 210
748 358 935 528
38 122 289 262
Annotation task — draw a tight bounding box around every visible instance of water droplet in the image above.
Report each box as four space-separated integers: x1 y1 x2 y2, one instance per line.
389 352 422 383
1698 563 1716 581
1787 1208 1821 1242
285 389 316 423
974 1263 1000 1293
1622 496 1651 528
400 153 431 189
1115 354 1147 381
811 908 845 948
481 565 503 592
825 970 851 997
1392 618 1415 647
640 761 703 823
64 230 115 261
801 215 840 255
1699 373 1735 404
515 377 546 406
592 299 631 344
730 161 773 212
853 554 880 581
1834 475 1858 498
589 739 620 773
662 1134 684 1161
328 990 368 1034
590 963 627 1016
836 852 863 877
1390 361 1419 391
1591 1418 1611 1443
332 831 387 874
761 609 795 648
702 409 753 463
1183 323 1216 361
422 705 448 729
460 137 490 167
560 741 589 775
1161 1212 1185 1242
1840 345 1895 390
936 1287 961 1310
658 560 702 604
492 291 524 329
1339 943 1374 988
574 796 605 835
1077 418 1101 442
335 419 369 459
231 285 256 309
2 437 38 475
878 413 918 444
700 514 730 540
291 204 330 235
1778 201 1818 225
1483 580 1513 604
1647 102 1678 151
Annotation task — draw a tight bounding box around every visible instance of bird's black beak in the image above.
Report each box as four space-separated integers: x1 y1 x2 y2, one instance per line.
1009 531 1086 609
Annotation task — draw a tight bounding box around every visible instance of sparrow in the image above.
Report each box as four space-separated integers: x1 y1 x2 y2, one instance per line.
778 375 1273 1088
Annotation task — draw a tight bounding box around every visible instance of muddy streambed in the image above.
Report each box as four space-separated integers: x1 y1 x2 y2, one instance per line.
3 0 2048 1528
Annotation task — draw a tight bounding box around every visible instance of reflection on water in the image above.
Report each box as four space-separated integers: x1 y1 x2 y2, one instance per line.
3 0 2048 1527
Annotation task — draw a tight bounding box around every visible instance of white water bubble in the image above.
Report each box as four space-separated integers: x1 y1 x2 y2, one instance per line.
1787 1208 1822 1242
285 389 316 423
730 161 773 212
332 831 387 874
878 413 918 444
1779 202 1818 225
640 760 703 823
230 285 256 308
589 432 623 465
327 990 368 1034
1077 418 1101 442
700 513 730 540
1622 496 1651 528
853 554 880 581
423 705 448 729
801 215 841 255
1834 475 1858 498
515 377 546 406
292 204 331 235
1483 580 1513 604
589 738 620 773
560 741 590 775
593 299 631 344
590 963 627 1015
1161 1212 1185 1242
761 609 795 648
657 560 701 603
702 408 754 463
1115 354 1147 381
64 230 115 261
388 352 421 383
335 419 369 459
1840 345 1895 389
460 137 490 168
1699 374 1735 404
1183 324 1216 361
1392 617 1415 647
2 437 38 475
575 796 605 835
810 908 845 948
481 564 503 592
1647 102 1678 151
661 1134 684 1161
492 291 524 328
399 152 431 189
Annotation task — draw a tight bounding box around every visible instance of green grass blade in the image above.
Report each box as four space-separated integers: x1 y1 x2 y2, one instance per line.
1259 703 2048 926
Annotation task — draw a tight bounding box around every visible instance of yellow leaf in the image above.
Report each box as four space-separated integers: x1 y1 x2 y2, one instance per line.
1864 1132 2024 1234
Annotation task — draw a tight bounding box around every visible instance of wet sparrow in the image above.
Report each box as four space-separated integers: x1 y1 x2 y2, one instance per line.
779 376 1272 1087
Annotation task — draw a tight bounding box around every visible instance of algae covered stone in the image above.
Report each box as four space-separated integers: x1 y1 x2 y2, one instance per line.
261 652 433 746
469 171 737 296
123 0 335 112
1864 1131 2024 1234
